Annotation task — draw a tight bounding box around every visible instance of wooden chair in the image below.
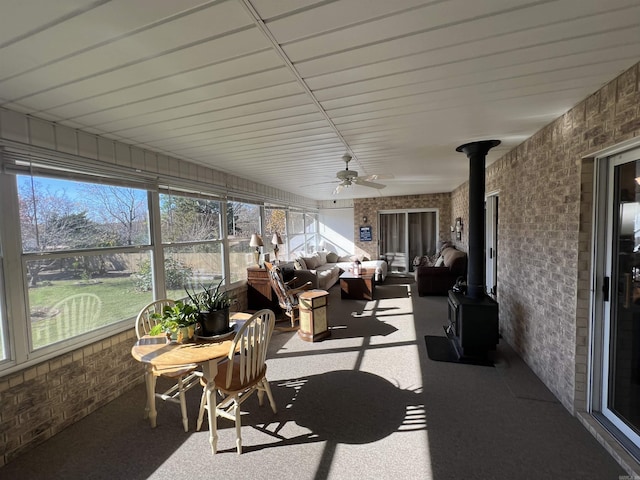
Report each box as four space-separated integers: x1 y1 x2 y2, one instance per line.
50 293 102 339
135 299 202 432
264 261 312 328
196 309 277 454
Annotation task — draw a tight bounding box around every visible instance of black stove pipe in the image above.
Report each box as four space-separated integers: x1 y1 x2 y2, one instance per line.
455 140 500 300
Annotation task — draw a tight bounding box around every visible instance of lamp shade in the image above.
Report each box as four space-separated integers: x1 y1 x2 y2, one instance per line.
271 232 283 245
250 234 263 247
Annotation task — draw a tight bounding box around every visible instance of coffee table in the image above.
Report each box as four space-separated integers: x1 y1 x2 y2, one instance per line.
340 270 375 300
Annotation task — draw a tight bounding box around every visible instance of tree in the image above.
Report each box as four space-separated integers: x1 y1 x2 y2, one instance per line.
227 201 259 238
265 208 286 236
160 195 221 243
82 184 148 246
19 178 78 286
19 178 76 252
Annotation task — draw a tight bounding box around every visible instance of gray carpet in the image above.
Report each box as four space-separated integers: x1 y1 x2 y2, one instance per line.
0 276 625 479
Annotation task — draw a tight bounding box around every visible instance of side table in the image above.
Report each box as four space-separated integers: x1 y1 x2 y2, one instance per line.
247 266 280 312
340 270 375 300
298 289 330 342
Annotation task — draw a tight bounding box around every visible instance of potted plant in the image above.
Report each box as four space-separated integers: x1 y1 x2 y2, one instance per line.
185 279 234 336
149 300 198 342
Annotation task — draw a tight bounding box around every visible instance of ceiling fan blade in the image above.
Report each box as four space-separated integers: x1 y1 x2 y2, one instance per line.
359 173 394 181
299 180 339 187
353 178 386 189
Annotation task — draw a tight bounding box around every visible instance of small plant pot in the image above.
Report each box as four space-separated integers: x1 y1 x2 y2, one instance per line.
177 327 191 343
166 329 179 343
199 309 229 336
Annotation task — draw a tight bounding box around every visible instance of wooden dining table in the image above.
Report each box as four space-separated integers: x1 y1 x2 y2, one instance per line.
131 312 253 452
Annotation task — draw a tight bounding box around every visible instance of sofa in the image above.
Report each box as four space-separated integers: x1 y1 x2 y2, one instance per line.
414 246 467 296
287 251 388 290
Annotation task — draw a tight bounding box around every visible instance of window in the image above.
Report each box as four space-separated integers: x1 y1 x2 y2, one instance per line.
159 192 223 297
0 160 319 372
227 201 260 283
264 206 287 261
18 175 153 350
288 210 318 257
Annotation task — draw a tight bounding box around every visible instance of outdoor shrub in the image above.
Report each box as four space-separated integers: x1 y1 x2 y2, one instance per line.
133 257 192 291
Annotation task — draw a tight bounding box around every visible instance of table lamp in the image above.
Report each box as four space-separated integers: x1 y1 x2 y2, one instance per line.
271 232 283 263
250 233 263 267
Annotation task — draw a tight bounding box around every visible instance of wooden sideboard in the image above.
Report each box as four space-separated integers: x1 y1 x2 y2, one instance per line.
246 266 280 312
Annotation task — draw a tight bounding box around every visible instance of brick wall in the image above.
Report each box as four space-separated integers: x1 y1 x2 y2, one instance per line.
451 62 640 411
353 193 452 260
0 329 141 466
450 182 468 252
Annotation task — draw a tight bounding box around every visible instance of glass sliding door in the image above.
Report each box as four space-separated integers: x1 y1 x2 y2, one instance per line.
408 211 437 270
602 153 640 447
379 210 437 273
380 212 407 273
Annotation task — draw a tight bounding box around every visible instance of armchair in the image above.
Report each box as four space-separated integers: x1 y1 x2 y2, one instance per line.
264 261 312 328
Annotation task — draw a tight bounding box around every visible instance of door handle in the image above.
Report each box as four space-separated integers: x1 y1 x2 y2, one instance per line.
603 276 609 302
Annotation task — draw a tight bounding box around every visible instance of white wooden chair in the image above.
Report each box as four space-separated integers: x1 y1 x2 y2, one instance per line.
50 293 102 340
135 299 202 432
196 309 277 454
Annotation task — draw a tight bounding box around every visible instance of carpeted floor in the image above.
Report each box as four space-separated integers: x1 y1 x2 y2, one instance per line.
0 276 626 479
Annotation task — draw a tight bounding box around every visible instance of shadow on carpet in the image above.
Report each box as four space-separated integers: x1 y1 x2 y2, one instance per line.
425 335 494 367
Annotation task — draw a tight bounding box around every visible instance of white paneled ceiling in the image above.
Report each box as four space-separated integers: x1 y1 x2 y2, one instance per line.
1 0 639 200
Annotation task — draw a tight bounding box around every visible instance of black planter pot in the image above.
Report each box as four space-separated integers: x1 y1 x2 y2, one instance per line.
198 309 230 336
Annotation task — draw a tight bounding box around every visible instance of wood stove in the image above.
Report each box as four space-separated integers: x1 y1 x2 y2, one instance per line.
445 140 501 359
447 290 498 358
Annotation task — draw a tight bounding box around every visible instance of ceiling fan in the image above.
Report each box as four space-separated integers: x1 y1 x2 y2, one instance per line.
331 154 391 195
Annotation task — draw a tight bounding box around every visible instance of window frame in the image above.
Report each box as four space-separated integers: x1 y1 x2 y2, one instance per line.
226 199 262 284
0 156 318 375
158 190 227 298
16 174 155 356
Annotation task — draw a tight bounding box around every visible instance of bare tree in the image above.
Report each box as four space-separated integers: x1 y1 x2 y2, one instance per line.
19 178 77 285
82 185 148 246
227 201 259 238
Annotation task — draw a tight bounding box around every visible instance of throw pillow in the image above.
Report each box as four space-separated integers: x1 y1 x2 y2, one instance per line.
304 255 319 269
338 254 352 262
434 255 445 267
326 251 339 263
425 253 439 266
413 255 433 267
315 251 327 265
294 258 307 270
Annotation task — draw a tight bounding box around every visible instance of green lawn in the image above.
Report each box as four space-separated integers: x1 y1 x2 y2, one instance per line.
3 265 244 355
29 276 154 349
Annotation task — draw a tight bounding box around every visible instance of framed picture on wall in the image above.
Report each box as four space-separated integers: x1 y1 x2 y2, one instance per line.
359 226 372 241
